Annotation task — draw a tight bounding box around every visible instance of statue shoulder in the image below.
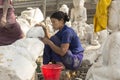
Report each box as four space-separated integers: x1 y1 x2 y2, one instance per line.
82 7 86 10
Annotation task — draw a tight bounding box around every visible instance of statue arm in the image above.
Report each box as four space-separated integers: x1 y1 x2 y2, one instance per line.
82 8 87 22
70 8 74 22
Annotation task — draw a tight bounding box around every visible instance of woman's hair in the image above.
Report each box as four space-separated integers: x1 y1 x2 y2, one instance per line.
50 11 70 23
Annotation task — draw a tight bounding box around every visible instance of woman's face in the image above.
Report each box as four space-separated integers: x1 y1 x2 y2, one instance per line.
50 18 63 30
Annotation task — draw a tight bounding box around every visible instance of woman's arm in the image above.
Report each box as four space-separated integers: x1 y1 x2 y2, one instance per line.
41 37 69 56
48 41 69 56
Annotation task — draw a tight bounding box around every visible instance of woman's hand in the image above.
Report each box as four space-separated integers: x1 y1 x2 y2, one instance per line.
35 22 50 39
35 22 46 28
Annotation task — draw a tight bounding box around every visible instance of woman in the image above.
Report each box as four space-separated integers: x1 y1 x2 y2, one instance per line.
40 11 84 70
0 0 23 46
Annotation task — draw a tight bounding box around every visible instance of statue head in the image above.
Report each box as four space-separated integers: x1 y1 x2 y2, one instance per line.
45 17 52 25
73 0 85 8
59 4 69 15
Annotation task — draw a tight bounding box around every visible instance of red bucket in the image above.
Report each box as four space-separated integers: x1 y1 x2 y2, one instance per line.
41 64 63 80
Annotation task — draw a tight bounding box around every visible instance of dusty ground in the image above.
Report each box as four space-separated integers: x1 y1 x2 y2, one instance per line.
36 59 92 80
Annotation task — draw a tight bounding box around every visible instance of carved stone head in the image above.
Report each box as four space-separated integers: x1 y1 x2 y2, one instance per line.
59 4 69 15
73 0 85 8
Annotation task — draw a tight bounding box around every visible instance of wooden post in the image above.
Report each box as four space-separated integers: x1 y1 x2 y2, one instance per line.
43 0 46 18
56 0 60 10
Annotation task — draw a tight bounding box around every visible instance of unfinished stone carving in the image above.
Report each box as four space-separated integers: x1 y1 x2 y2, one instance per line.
59 4 71 27
71 0 99 46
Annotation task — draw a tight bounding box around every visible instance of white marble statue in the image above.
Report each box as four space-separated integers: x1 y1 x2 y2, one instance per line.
85 1 120 80
71 0 99 46
59 4 71 27
59 4 69 15
0 26 45 80
71 0 87 23
16 7 44 36
44 17 54 36
70 0 87 40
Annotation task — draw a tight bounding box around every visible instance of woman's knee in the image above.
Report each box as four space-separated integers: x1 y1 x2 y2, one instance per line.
62 51 83 70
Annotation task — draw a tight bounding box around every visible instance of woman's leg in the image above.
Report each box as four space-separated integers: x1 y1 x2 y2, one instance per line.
43 44 52 64
62 50 83 70
50 35 83 70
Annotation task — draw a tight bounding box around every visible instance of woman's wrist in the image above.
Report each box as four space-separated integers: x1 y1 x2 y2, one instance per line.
48 40 54 46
